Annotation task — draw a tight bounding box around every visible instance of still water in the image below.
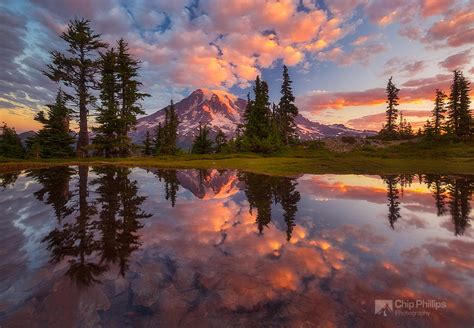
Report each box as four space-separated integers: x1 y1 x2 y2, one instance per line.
0 166 472 327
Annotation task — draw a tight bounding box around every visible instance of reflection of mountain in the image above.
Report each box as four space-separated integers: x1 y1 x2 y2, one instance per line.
176 169 242 199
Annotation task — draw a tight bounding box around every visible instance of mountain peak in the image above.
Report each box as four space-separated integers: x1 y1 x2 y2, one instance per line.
192 88 238 104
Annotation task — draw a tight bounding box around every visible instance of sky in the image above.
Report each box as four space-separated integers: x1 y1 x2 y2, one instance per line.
0 0 473 133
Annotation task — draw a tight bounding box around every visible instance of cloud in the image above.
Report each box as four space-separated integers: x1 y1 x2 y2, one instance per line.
439 49 473 71
423 4 474 47
383 57 426 76
346 110 431 130
298 73 455 114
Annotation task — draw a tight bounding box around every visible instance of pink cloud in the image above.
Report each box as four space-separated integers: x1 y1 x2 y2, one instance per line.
346 110 431 130
424 4 474 47
439 49 473 71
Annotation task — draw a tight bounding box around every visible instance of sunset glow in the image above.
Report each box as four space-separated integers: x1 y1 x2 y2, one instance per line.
1 0 472 132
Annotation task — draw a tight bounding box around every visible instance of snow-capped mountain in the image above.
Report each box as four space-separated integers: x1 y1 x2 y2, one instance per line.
132 88 375 147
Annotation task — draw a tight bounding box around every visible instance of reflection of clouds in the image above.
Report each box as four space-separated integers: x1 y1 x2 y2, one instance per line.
1 169 473 326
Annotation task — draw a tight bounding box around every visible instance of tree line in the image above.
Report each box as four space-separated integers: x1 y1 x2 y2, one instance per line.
379 70 472 140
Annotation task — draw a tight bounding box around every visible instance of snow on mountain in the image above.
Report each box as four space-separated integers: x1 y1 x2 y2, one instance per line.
132 89 375 147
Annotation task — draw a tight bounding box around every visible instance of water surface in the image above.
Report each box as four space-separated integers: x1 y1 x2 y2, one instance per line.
0 167 472 327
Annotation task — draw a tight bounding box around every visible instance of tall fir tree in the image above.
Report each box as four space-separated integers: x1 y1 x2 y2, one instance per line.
0 123 24 158
447 70 472 138
191 123 213 154
214 129 227 153
93 48 120 157
31 90 75 158
383 77 400 136
244 76 271 140
158 100 179 155
153 123 164 155
44 19 106 157
277 65 299 144
432 89 447 135
142 131 152 156
115 39 149 156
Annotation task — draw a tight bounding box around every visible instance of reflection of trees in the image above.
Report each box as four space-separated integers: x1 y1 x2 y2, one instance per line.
154 169 180 207
39 165 150 287
382 174 472 235
239 172 301 240
446 177 472 236
382 175 401 229
0 172 19 189
424 175 472 236
27 167 75 222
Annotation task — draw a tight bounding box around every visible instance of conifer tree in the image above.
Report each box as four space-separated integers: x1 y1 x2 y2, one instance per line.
153 123 164 155
447 70 472 138
0 123 24 158
93 48 120 157
244 76 271 140
277 65 299 144
31 90 75 158
115 39 149 156
191 123 213 154
158 100 179 155
432 89 447 135
383 77 400 136
44 19 106 157
214 129 227 153
142 131 152 156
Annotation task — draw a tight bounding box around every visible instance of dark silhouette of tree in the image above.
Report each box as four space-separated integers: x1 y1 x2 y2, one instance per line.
44 19 106 157
42 165 150 287
192 123 213 154
214 129 227 153
239 172 300 239
431 89 447 135
116 39 150 157
0 123 24 158
27 167 75 222
93 48 120 157
142 131 152 156
155 101 179 155
424 174 447 216
154 169 180 207
30 90 75 158
380 77 400 139
273 177 301 241
153 122 164 155
277 65 299 144
447 70 472 138
382 175 401 229
446 177 472 236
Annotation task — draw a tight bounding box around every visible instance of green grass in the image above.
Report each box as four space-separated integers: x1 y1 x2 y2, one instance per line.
1 140 473 176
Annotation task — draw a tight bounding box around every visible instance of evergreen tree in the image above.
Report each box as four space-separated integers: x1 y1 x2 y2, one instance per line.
244 76 271 140
214 129 227 153
191 123 213 154
44 19 106 157
158 100 179 155
93 48 120 157
142 131 152 156
432 89 447 135
447 70 472 138
115 39 149 156
153 123 164 155
382 77 400 137
277 65 299 144
0 123 24 158
30 90 75 158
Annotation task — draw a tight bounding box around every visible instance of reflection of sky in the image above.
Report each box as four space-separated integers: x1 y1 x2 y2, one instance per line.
0 168 473 326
